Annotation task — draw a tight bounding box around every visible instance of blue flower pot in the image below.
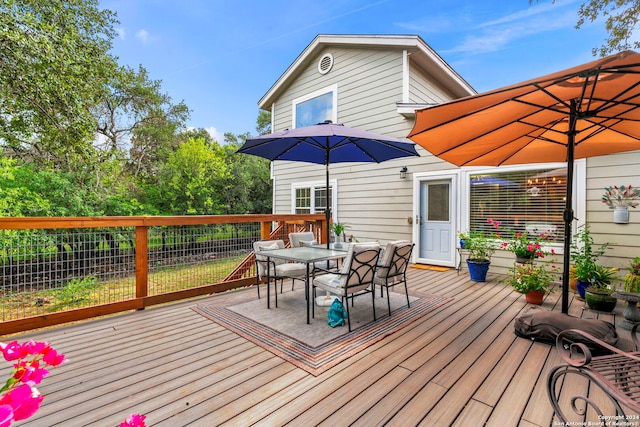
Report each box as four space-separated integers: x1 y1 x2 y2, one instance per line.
576 280 590 299
466 259 490 282
460 239 469 249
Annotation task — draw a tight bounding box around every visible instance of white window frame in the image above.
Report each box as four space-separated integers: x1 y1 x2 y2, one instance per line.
458 161 586 252
291 179 338 219
291 84 338 128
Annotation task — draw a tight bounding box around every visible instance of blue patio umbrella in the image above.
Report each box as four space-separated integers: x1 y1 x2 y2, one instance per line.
237 121 420 247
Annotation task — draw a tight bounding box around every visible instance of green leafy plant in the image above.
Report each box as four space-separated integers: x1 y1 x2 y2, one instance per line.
570 225 612 283
54 276 97 306
623 256 640 293
588 264 618 295
464 219 503 262
507 261 558 294
330 222 351 238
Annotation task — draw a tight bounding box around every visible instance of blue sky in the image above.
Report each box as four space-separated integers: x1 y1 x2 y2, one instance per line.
99 0 608 141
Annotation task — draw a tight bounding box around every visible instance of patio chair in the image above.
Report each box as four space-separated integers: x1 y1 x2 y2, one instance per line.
312 242 380 331
374 240 414 316
253 240 306 299
289 231 337 271
547 323 640 422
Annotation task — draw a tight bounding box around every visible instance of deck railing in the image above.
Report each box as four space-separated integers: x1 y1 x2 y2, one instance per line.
0 214 327 335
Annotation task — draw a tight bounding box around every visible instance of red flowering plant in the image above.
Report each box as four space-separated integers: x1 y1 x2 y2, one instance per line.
500 230 555 261
0 340 66 427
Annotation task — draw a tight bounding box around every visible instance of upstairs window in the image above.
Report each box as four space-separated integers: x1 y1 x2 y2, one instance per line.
292 84 338 128
469 167 567 242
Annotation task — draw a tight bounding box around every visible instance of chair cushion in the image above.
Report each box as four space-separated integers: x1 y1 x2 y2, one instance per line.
289 232 316 248
299 239 318 247
275 262 307 278
376 240 411 278
257 242 285 266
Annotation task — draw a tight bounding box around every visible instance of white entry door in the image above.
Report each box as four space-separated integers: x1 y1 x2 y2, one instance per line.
414 176 456 267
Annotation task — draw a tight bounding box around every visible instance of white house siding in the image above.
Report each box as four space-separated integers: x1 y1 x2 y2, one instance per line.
270 45 441 243
584 151 640 274
408 60 457 104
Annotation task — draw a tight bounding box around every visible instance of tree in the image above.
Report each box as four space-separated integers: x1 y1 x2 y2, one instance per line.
534 0 640 56
152 137 230 215
94 65 190 163
221 132 272 214
0 0 118 155
575 0 640 56
256 110 272 135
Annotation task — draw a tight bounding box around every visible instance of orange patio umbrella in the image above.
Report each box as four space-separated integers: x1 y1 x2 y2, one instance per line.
408 50 640 313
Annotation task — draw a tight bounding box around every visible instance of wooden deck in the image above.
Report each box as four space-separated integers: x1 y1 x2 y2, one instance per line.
2 267 636 426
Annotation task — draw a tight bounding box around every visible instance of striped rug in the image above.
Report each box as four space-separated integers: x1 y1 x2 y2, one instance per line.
192 289 451 376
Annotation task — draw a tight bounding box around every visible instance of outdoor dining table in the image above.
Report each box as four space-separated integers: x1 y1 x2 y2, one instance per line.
254 246 349 324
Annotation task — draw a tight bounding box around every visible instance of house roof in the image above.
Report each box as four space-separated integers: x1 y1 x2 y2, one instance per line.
258 34 476 109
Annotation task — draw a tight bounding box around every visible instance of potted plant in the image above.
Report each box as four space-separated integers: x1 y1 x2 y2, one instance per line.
502 231 553 263
507 261 557 304
584 264 618 312
464 219 502 282
570 224 612 299
330 222 351 247
601 185 640 223
458 231 471 249
623 256 640 293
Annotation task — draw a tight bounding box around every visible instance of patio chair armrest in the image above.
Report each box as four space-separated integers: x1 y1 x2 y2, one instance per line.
555 329 640 367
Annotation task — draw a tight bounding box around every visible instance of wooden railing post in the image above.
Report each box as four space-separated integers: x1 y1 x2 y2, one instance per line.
260 220 271 240
136 225 149 308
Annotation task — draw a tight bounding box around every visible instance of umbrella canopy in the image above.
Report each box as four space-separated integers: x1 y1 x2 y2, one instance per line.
408 50 640 314
237 121 420 246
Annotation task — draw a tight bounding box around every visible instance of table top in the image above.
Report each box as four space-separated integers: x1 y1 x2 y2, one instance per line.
255 246 348 263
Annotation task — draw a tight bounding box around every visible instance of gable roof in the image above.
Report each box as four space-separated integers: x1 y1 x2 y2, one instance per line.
258 34 476 109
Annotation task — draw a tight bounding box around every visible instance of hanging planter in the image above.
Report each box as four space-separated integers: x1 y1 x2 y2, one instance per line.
613 206 629 224
602 185 640 224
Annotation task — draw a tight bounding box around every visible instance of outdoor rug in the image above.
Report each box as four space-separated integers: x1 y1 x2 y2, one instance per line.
192 287 451 376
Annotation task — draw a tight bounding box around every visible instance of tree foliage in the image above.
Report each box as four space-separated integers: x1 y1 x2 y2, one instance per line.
575 0 640 56
0 0 118 155
0 0 274 217
535 0 640 56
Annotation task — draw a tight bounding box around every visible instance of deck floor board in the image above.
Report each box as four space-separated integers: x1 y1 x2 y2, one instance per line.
3 267 635 426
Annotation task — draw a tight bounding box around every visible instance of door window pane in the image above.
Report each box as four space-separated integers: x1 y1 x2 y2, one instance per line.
428 183 449 221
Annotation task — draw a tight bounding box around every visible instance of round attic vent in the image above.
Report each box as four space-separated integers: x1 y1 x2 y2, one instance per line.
318 53 333 75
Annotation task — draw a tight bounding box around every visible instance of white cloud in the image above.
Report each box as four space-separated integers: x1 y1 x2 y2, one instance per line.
115 28 126 40
205 126 225 143
444 5 578 55
136 29 149 44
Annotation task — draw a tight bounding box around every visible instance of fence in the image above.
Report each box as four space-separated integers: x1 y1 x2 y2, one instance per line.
0 214 326 335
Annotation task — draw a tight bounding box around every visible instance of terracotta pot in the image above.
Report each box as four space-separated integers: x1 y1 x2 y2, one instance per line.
525 290 545 305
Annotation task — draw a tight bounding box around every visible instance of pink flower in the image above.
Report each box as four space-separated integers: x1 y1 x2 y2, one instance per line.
120 413 147 427
42 348 65 367
0 384 43 421
0 404 13 427
13 361 48 386
1 343 26 362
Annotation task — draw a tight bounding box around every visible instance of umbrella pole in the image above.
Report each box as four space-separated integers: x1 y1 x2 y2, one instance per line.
561 105 577 314
326 161 331 249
